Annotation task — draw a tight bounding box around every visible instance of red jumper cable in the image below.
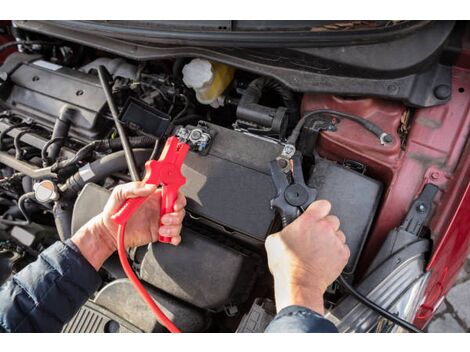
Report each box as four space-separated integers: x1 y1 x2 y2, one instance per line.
111 136 189 333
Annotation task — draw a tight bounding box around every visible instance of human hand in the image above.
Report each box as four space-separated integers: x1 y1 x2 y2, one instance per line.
265 200 350 314
72 181 186 271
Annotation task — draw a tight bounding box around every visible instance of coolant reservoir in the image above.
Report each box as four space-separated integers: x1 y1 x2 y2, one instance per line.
182 58 234 108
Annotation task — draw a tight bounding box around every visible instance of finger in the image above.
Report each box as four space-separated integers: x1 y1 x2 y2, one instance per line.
159 224 183 238
161 209 186 225
171 236 182 246
173 193 187 212
336 229 346 244
114 182 157 202
302 200 331 223
324 215 340 232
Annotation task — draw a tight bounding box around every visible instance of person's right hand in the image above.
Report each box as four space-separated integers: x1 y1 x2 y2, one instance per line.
72 181 186 271
265 200 350 315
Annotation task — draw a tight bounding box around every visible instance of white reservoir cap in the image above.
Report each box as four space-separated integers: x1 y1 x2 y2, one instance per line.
182 59 213 89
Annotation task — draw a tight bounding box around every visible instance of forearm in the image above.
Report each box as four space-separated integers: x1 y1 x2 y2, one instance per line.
265 305 338 333
0 240 101 332
71 214 116 271
268 274 338 332
272 271 326 315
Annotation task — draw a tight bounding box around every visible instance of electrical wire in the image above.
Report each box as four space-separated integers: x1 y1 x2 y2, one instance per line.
337 275 423 333
172 94 189 121
287 109 393 146
0 192 36 226
149 138 160 161
0 122 29 150
14 128 34 159
117 223 181 333
41 137 66 167
0 40 59 53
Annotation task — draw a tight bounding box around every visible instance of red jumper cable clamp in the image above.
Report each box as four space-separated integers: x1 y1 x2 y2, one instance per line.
111 136 189 333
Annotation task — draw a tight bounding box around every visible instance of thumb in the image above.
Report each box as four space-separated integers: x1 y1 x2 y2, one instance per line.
301 199 331 224
116 182 157 201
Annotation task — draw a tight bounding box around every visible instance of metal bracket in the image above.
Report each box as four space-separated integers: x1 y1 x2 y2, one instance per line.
400 183 439 236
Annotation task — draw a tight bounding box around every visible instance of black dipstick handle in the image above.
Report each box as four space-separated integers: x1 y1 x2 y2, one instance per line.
98 66 140 182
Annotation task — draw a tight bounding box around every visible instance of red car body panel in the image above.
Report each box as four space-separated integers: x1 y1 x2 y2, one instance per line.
302 55 470 328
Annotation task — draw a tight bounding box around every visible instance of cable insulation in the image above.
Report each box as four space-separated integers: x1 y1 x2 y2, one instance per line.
117 223 181 333
338 275 423 333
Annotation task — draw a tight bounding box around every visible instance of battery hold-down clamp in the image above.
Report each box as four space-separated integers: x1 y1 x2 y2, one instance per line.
111 136 189 333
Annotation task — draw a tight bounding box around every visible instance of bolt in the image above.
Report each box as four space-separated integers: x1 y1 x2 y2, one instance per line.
417 203 426 213
387 84 399 94
434 85 451 100
431 171 440 180
277 158 288 169
383 134 393 144
190 130 202 141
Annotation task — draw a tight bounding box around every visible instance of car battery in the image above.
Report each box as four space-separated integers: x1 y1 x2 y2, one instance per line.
180 122 283 245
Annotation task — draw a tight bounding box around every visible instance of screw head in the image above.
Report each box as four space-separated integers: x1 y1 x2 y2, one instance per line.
434 85 451 100
277 158 288 169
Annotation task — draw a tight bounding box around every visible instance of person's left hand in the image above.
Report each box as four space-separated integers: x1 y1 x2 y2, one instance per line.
72 181 186 270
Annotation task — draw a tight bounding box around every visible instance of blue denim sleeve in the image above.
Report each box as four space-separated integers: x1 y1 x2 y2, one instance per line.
265 305 338 333
0 240 101 333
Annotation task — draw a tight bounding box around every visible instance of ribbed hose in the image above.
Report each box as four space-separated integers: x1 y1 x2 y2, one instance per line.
241 77 298 120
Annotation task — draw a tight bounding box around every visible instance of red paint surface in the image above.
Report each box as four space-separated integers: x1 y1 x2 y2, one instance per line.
415 151 470 326
300 95 407 270
301 67 470 326
0 21 15 64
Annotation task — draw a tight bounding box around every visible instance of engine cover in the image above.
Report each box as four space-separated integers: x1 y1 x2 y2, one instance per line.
0 53 109 141
140 226 258 310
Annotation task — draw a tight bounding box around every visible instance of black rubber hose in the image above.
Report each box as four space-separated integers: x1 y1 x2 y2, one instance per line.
46 106 75 163
51 136 155 174
60 149 152 197
241 77 298 119
98 65 140 182
338 275 423 333
84 149 150 185
288 109 393 146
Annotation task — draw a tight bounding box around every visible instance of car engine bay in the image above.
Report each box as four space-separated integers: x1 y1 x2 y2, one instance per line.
0 20 469 333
